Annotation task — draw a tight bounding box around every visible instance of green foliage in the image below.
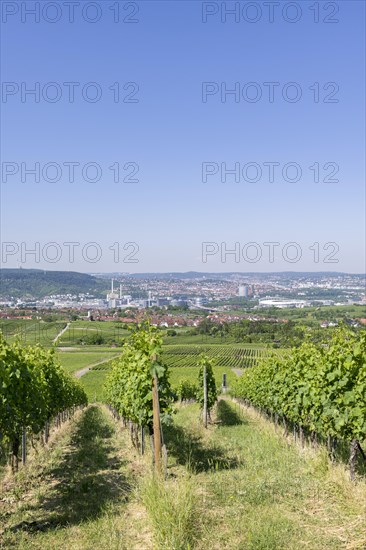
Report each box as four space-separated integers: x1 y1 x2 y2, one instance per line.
0 268 107 299
233 330 366 442
104 323 173 429
176 379 198 402
57 320 129 347
196 354 218 412
76 333 124 346
0 334 88 448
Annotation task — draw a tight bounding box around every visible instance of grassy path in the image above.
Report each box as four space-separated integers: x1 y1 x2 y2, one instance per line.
162 400 366 550
53 323 70 344
74 356 120 379
56 350 120 376
1 400 365 549
0 406 151 550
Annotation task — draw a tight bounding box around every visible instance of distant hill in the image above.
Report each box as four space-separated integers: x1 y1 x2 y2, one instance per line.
107 271 361 280
0 269 108 300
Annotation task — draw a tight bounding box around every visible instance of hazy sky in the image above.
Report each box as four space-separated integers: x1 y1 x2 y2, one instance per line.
1 0 365 273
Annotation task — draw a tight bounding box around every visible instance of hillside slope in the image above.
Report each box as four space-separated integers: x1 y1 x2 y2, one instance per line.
0 269 107 299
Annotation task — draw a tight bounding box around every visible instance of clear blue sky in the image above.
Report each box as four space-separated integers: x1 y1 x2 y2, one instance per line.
1 0 365 273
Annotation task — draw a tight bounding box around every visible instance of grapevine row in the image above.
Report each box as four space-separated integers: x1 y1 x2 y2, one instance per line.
91 345 275 372
233 330 366 477
162 345 273 369
104 325 173 436
0 335 88 470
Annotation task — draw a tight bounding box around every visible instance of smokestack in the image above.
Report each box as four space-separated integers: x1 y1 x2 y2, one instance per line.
120 284 122 299
111 278 114 293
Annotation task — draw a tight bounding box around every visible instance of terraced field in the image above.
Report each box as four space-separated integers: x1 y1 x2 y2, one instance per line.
162 344 272 369
86 345 278 401
89 345 275 373
0 319 66 347
57 321 129 345
57 351 120 375
89 345 271 372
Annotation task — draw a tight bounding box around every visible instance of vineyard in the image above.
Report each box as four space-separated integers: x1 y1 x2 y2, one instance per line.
0 319 130 348
162 345 273 369
0 320 67 347
233 330 366 478
57 350 119 375
0 335 88 471
56 321 129 346
86 358 117 372
72 344 283 406
84 345 273 402
104 324 173 466
89 345 270 370
88 346 271 372
1 325 366 549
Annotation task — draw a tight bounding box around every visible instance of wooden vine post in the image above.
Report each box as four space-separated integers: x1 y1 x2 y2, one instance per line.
349 439 358 481
152 353 162 474
141 426 145 455
22 427 26 466
203 364 208 429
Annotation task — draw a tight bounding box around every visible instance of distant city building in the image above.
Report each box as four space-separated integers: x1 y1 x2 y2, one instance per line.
259 298 309 309
170 299 187 307
238 285 248 298
157 297 170 307
107 279 119 307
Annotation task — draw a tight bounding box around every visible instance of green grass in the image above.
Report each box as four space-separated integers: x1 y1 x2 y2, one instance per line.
80 370 109 402
162 400 366 549
76 362 239 403
57 321 129 346
0 320 66 347
169 365 238 389
57 350 120 375
258 304 366 323
60 345 122 352
0 406 135 549
164 332 237 345
86 343 268 371
1 402 365 549
163 331 275 346
140 474 198 550
71 343 251 402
